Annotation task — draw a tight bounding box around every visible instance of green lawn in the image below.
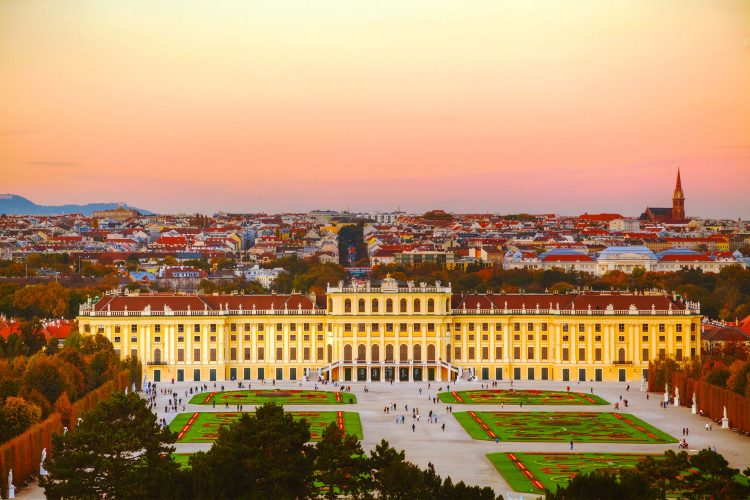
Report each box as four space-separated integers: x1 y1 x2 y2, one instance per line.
488 452 656 494
169 411 363 442
171 453 192 469
439 389 608 405
454 411 676 443
189 389 356 405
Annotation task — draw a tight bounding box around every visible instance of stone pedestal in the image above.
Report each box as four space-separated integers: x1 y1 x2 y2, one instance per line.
691 404 697 414
40 465 47 476
674 396 680 407
8 483 15 498
722 417 729 429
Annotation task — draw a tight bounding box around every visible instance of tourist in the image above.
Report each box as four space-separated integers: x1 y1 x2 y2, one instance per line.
442 423 445 432
412 424 415 432
569 441 574 450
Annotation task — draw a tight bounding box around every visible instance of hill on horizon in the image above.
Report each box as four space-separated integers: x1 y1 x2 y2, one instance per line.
0 194 153 216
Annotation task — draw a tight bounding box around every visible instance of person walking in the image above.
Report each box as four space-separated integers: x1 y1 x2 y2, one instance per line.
441 423 445 432
412 424 415 432
570 441 574 450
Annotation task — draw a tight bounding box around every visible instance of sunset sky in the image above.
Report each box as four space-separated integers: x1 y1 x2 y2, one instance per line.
1 1 748 217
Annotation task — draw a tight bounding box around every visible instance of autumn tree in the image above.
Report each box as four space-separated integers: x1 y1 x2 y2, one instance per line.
0 396 42 442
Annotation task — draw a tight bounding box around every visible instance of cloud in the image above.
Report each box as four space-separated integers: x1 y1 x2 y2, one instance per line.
27 161 80 168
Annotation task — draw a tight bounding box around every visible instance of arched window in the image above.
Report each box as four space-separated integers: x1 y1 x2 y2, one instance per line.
328 299 333 312
400 299 407 313
371 344 380 362
344 299 352 313
358 299 365 313
427 298 435 313
618 348 626 363
414 299 421 313
413 344 422 362
327 344 333 363
427 344 436 361
399 344 408 362
344 344 353 362
385 344 394 362
446 343 452 362
153 348 161 363
386 299 393 313
357 344 366 361
372 299 379 313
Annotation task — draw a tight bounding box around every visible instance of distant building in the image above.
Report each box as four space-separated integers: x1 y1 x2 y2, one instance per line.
609 218 640 232
640 169 688 223
243 264 287 289
92 205 140 222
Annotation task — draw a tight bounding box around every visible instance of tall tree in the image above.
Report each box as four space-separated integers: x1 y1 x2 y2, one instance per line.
314 423 370 499
189 403 313 499
40 392 182 500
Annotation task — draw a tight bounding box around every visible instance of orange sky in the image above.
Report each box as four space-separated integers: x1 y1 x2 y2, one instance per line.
1 1 749 216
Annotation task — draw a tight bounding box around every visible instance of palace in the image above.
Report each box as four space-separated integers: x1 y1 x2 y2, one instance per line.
77 277 701 384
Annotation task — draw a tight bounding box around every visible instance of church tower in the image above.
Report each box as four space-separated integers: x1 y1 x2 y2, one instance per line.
672 168 685 221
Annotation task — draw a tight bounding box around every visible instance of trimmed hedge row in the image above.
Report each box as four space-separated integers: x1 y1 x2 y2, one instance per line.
0 370 131 498
672 372 750 433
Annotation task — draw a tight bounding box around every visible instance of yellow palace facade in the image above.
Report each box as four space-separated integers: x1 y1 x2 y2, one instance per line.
77 278 701 384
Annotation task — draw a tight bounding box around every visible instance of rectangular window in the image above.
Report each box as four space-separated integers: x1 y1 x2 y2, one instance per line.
371 324 379 332
131 336 138 343
495 323 502 330
514 334 520 341
258 347 265 360
290 347 297 360
154 336 161 343
541 346 548 360
177 336 184 343
642 323 649 332
541 323 548 332
482 334 488 341
595 335 601 342
210 336 216 342
178 324 184 333
258 334 264 341
578 323 585 332
482 346 488 360
618 336 625 342
527 346 534 359
642 335 648 342
84 324 91 333
317 334 324 340
595 348 601 361
304 335 310 341
414 324 421 332
399 323 407 332
231 323 237 332
528 334 534 341
455 334 461 340
659 335 665 342
277 323 283 331
303 347 310 360
290 323 296 332
276 347 283 360
642 348 649 361
495 346 503 359
345 323 352 332
386 323 393 332
562 335 569 342
676 348 683 361
578 347 585 362
562 324 569 333
562 348 569 361
258 324 264 331
659 324 665 332
276 334 282 341
244 323 251 331
244 347 251 360
114 325 121 333
595 324 601 333
230 335 236 341
468 323 475 331
468 334 475 341
454 346 462 360
113 336 121 343
194 324 200 333
482 323 488 332
618 324 625 333
495 334 502 341
131 324 137 333
468 347 475 360
578 335 585 342
676 336 682 342
358 323 365 332
230 347 237 361
513 346 521 359
691 323 696 332
317 347 324 360
193 348 200 362
527 323 534 331
513 323 520 331
209 348 216 362
428 323 435 332
676 324 683 332
177 348 184 362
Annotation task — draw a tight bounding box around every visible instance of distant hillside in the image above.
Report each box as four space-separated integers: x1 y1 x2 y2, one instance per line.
0 194 153 216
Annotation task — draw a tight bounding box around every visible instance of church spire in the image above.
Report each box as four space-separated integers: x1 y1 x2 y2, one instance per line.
672 168 685 221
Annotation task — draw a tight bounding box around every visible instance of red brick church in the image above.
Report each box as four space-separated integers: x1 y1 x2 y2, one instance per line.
640 169 688 223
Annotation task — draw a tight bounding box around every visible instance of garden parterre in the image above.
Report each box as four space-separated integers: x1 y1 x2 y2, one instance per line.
189 389 356 405
454 411 677 443
169 410 363 443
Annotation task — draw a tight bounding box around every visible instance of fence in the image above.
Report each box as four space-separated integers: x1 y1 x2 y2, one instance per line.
0 370 131 498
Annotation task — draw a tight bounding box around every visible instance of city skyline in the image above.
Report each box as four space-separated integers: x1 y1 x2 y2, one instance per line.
2 1 749 217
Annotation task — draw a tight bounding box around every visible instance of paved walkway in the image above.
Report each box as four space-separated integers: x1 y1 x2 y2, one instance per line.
14 378 750 499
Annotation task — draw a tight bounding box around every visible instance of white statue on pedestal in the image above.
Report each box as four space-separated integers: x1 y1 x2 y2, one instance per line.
40 447 47 476
722 406 729 429
674 387 680 407
8 468 14 498
664 383 669 403
691 392 697 414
